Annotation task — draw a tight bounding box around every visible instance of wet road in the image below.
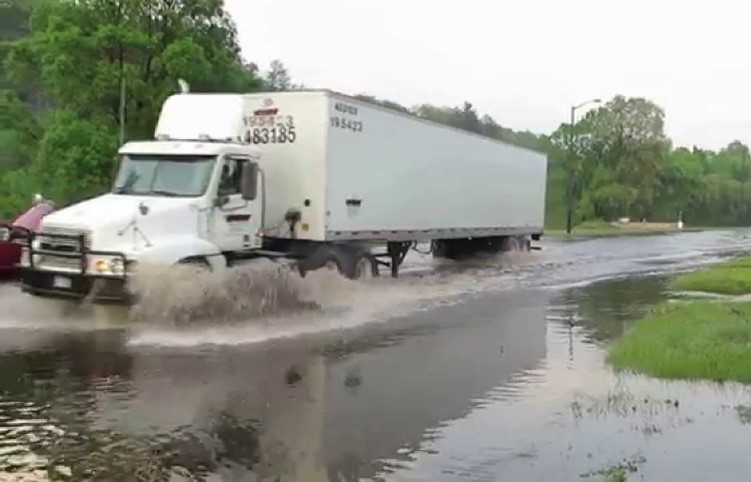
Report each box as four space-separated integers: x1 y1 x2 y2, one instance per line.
2 230 751 481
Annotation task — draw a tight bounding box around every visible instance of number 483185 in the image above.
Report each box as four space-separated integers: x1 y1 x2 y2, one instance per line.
245 125 297 144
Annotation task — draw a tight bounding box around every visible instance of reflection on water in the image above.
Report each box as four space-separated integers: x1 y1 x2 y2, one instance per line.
323 290 548 480
550 276 670 345
2 230 751 480
0 290 548 481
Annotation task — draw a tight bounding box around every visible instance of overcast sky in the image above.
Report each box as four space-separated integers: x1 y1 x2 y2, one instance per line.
225 0 751 150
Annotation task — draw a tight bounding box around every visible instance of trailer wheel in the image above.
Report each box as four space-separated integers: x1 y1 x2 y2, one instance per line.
324 251 377 280
297 246 345 278
323 258 342 273
352 253 378 279
503 237 520 252
502 236 531 252
298 245 377 280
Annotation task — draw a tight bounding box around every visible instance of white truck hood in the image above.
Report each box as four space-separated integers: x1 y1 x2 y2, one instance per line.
40 194 203 255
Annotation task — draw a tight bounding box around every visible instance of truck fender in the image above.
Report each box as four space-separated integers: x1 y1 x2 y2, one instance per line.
135 237 226 271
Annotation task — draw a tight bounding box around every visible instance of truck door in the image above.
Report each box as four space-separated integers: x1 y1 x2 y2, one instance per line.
210 155 260 251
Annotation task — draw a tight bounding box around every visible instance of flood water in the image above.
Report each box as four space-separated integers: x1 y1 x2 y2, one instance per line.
2 230 751 481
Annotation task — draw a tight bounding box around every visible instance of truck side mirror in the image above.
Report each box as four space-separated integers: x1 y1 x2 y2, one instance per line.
241 162 259 201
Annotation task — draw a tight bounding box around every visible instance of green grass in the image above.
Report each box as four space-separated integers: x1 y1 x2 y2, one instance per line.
573 219 622 234
672 257 751 295
547 220 677 238
609 301 751 382
546 219 621 237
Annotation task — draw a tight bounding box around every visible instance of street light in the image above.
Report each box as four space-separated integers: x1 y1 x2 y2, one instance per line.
566 98 602 235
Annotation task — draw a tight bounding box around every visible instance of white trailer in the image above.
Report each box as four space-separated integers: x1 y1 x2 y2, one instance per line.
18 91 547 301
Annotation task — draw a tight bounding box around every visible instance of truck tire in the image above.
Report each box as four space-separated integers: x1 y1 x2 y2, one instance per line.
502 236 531 252
433 236 528 259
352 252 378 279
431 239 478 260
482 236 504 254
432 240 448 258
178 257 212 273
325 248 377 280
298 245 376 280
297 246 343 277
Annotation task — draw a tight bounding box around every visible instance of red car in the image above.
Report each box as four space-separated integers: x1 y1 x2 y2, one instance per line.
0 197 54 278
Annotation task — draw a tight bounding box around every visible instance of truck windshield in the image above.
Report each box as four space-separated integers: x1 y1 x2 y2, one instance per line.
113 155 216 197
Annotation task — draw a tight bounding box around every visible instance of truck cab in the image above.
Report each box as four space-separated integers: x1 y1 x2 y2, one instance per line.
20 140 263 301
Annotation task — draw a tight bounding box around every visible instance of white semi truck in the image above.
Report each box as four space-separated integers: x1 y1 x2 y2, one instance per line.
19 90 548 301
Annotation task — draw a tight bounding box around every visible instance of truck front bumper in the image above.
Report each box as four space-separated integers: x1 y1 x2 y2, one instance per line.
14 229 133 303
20 269 131 303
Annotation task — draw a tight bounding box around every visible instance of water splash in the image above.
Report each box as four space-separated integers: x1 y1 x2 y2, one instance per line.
126 257 517 347
128 260 346 325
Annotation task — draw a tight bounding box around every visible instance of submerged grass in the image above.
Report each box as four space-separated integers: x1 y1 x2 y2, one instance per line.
672 257 751 295
580 456 645 481
609 301 751 382
736 405 751 424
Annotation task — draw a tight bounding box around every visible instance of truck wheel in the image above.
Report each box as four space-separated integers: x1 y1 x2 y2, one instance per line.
323 250 377 280
323 258 342 273
352 253 378 279
502 236 530 252
502 236 519 252
178 257 211 273
432 239 473 260
482 236 503 254
299 245 376 280
432 240 448 258
297 246 344 278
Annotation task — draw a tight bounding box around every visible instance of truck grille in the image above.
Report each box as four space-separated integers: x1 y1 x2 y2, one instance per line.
38 227 90 250
35 227 91 272
35 254 82 271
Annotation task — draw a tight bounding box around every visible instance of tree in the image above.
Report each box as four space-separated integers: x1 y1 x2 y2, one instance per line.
413 104 457 126
7 0 261 136
719 140 750 222
0 90 39 171
654 147 706 223
354 94 411 114
34 110 118 204
0 0 31 42
0 0 263 217
577 96 669 220
455 101 481 134
265 59 290 91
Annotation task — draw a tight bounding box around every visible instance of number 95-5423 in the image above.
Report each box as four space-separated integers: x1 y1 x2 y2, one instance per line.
330 117 363 132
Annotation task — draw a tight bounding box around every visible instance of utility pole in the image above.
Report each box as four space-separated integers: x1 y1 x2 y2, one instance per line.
566 106 575 235
119 74 126 146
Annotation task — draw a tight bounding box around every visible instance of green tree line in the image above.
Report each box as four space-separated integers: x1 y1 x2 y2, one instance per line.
1 0 750 230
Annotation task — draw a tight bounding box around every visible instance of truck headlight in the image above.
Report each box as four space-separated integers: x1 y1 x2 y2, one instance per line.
109 258 124 276
91 257 127 276
93 259 109 274
0 227 9 242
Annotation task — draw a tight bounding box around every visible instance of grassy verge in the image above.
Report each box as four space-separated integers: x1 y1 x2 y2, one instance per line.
672 257 751 295
609 301 751 382
547 219 681 238
610 258 751 382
